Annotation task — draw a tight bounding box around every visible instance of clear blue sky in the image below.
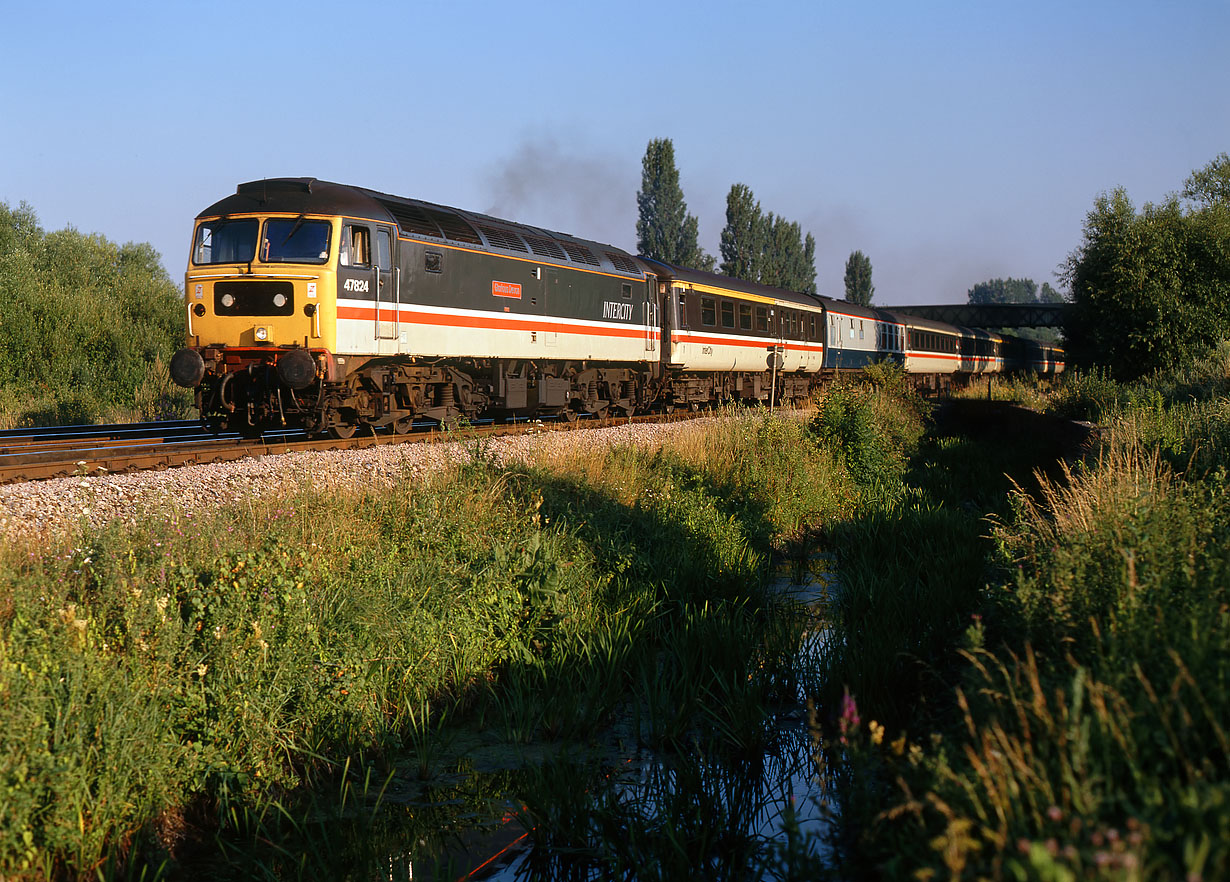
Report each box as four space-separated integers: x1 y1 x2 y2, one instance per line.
3 0 1227 305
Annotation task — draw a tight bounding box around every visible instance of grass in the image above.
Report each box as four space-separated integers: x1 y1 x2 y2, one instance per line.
0 404 858 878
816 347 1230 880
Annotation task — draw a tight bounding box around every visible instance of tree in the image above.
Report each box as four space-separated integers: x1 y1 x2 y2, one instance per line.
843 251 874 306
967 277 1039 305
635 138 714 270
0 201 188 423
719 183 765 280
717 183 816 293
1039 282 1065 303
1182 152 1230 207
1062 181 1230 379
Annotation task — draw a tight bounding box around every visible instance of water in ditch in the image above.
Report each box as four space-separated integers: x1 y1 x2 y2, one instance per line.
207 560 839 881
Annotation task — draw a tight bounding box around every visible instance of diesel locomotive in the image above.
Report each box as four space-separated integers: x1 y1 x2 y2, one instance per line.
170 178 1062 436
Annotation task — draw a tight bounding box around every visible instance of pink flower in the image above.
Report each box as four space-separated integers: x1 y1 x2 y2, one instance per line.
838 689 861 742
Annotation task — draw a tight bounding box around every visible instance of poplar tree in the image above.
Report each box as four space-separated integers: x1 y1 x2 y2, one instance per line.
718 183 816 293
635 138 713 270
719 183 765 280
843 251 875 306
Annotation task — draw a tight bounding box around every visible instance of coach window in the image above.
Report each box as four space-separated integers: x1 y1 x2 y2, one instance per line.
720 300 735 328
425 251 443 273
739 303 752 330
677 293 687 328
755 306 769 332
859 320 864 341
701 296 717 326
622 283 632 300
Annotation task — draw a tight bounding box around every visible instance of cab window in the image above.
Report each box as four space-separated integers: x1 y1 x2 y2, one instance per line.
193 218 258 265
262 218 331 264
340 225 371 267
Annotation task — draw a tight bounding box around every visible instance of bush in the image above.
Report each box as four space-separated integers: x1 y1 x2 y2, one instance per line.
0 202 188 425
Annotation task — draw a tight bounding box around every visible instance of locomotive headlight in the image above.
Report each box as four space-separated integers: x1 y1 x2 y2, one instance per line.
273 293 287 308
221 293 235 308
255 326 270 342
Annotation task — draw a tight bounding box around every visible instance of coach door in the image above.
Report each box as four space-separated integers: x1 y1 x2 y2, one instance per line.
373 225 399 353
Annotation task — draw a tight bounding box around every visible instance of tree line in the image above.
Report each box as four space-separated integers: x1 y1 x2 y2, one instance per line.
637 138 872 303
1063 153 1230 379
0 202 190 425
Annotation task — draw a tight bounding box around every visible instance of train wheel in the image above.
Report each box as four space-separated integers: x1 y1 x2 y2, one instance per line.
328 422 357 440
392 416 415 435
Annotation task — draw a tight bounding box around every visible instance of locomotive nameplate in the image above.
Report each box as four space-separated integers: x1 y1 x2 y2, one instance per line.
492 281 522 299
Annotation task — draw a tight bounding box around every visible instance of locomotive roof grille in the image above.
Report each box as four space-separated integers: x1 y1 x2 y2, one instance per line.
377 199 443 239
373 197 484 245
478 225 529 253
561 242 600 266
605 251 640 274
424 207 482 244
523 235 567 260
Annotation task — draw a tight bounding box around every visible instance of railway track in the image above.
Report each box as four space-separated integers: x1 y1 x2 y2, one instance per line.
0 411 705 485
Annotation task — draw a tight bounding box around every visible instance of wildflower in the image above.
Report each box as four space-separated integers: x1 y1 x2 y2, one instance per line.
1046 805 1063 822
868 720 884 746
838 689 861 743
196 662 208 678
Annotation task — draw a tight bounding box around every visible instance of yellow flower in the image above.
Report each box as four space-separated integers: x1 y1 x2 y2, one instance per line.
891 734 907 756
869 720 885 746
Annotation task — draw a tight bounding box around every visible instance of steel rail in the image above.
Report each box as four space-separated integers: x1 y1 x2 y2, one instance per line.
0 410 706 485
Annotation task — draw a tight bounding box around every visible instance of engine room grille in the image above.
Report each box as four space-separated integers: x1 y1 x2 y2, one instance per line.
523 235 567 259
426 207 482 244
478 225 529 253
561 242 599 266
605 251 640 274
378 199 442 239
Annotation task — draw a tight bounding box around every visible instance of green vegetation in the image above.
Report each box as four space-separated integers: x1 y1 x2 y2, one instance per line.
718 182 817 294
0 408 858 878
843 250 875 306
0 202 190 427
635 138 715 271
818 352 1230 880
967 277 1063 306
1063 154 1230 380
